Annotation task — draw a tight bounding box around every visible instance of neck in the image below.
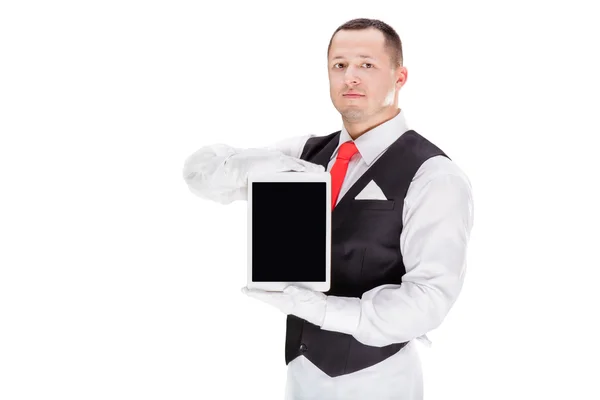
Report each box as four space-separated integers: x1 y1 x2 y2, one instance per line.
344 107 400 140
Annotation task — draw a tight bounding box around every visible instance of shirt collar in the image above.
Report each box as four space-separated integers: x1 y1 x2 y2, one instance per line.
331 108 410 166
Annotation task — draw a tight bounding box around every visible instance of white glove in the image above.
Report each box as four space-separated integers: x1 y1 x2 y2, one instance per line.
242 285 327 327
223 147 325 185
183 144 325 204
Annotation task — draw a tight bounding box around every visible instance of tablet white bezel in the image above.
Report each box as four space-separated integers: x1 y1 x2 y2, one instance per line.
247 171 331 292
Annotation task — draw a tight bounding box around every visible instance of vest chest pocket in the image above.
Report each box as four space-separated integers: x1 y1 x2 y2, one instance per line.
345 199 400 241
350 199 395 210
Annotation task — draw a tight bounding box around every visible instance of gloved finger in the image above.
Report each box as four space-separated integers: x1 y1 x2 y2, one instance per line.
284 285 318 301
291 158 326 173
274 157 306 173
243 287 286 301
283 285 303 295
274 155 324 173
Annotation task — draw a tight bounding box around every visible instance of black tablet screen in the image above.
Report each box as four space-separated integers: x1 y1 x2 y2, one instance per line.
251 181 327 282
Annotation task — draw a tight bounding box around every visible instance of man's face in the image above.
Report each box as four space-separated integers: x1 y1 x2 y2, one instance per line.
327 28 405 123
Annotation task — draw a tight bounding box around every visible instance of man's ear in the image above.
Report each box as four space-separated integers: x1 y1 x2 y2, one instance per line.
395 66 408 89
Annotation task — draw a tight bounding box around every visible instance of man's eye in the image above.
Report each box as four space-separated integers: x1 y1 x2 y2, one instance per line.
362 63 373 68
334 63 345 68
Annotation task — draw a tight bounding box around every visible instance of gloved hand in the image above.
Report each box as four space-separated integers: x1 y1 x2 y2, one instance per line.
183 145 325 204
242 285 327 327
225 147 326 187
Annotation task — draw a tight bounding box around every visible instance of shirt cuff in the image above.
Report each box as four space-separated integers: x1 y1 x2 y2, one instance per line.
320 295 361 334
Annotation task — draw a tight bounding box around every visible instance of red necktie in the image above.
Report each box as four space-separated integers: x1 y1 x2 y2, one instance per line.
330 141 359 209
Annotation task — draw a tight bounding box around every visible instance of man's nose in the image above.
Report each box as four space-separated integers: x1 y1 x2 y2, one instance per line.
344 67 360 86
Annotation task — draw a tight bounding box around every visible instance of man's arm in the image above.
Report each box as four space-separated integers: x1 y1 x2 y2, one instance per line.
181 134 320 204
320 171 474 347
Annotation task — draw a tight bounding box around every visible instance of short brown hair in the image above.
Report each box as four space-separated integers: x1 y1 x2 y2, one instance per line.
327 18 403 67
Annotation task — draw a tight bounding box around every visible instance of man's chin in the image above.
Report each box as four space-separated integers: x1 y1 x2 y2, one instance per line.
340 109 365 122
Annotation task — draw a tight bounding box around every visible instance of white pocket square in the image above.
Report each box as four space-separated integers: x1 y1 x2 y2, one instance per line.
354 180 387 200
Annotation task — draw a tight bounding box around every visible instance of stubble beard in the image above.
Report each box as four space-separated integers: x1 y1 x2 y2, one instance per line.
340 104 389 124
340 108 365 122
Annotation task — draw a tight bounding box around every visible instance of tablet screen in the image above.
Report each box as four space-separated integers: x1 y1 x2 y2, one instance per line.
251 181 327 282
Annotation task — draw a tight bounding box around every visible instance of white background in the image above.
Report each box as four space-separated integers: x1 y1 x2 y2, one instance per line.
1 1 599 399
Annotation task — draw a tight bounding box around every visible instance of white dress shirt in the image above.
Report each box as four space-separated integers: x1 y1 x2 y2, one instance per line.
182 109 474 400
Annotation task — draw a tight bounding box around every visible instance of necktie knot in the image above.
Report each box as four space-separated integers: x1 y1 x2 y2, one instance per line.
336 141 359 161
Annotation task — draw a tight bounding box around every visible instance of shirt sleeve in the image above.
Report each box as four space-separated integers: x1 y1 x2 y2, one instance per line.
181 134 315 203
320 172 475 347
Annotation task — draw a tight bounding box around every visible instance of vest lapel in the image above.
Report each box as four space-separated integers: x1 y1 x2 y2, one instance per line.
307 130 416 232
310 133 339 170
330 131 415 232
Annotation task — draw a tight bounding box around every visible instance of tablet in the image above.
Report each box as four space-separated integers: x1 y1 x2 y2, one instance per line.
247 171 331 292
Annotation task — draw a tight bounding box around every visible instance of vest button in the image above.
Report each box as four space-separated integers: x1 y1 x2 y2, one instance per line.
299 343 307 352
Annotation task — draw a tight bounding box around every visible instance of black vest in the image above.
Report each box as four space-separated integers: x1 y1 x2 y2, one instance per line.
284 129 450 377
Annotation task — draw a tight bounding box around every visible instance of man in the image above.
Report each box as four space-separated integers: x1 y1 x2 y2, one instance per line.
183 18 474 400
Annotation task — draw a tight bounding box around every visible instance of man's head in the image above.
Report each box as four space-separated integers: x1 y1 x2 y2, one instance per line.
326 18 408 131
